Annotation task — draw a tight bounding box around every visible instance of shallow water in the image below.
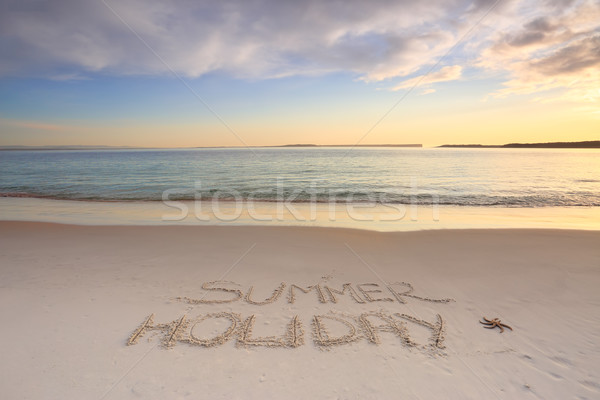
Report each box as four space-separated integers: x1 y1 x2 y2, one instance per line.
1 197 599 231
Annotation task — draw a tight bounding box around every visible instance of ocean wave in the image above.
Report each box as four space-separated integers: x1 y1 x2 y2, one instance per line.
2 190 599 207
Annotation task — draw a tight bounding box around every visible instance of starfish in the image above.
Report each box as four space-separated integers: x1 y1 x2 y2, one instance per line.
480 317 512 333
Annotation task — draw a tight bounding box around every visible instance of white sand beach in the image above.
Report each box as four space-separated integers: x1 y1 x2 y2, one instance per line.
3 0 599 399
1 222 598 399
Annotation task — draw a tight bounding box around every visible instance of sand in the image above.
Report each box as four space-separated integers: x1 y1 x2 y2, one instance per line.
0 221 599 399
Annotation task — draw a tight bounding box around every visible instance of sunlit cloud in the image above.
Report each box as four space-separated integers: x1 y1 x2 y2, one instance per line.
391 65 463 92
481 0 600 106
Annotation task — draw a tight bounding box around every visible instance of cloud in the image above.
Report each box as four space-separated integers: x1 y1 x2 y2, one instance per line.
0 118 74 132
531 35 600 75
0 0 597 107
0 0 485 81
50 73 89 81
481 0 600 104
391 65 463 91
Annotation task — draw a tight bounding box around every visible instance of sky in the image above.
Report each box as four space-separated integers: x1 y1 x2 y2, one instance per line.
0 0 598 147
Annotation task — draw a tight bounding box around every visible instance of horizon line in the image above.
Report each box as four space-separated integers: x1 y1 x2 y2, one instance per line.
1 140 599 150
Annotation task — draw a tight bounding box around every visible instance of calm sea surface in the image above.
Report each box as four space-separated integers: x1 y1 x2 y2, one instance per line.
1 147 599 207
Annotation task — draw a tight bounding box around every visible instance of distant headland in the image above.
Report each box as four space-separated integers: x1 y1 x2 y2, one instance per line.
438 140 600 149
2 141 599 150
280 144 422 148
0 144 423 150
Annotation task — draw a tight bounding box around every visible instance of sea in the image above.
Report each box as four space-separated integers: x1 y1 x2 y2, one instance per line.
1 147 599 230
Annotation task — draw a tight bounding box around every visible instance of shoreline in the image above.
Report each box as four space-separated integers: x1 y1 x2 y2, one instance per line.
2 196 599 231
1 222 599 398
2 219 599 234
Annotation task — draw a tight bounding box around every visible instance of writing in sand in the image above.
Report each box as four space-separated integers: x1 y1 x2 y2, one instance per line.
127 281 454 352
